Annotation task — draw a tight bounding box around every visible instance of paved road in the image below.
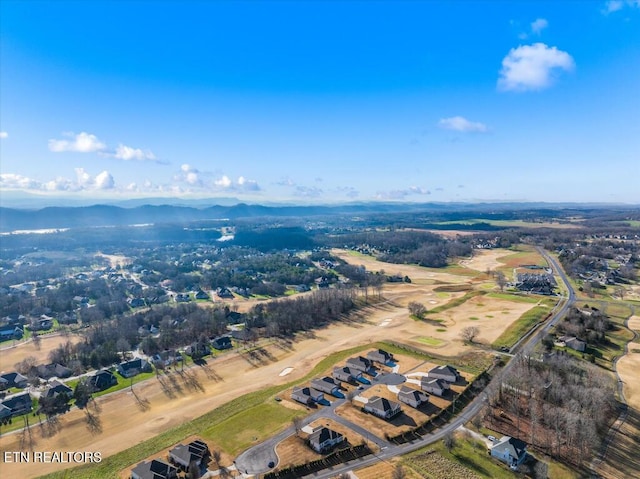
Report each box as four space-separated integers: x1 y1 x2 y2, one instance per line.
235 246 577 478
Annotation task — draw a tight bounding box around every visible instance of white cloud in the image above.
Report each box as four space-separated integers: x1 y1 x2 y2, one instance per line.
112 144 157 161
1 168 115 192
602 0 640 13
531 18 548 35
237 176 260 191
215 175 232 188
295 186 323 198
95 171 115 189
438 116 488 133
375 186 431 200
49 132 107 153
0 131 8 139
498 43 575 91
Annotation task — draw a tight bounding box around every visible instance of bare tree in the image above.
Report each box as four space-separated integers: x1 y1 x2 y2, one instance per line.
392 463 407 479
292 416 303 436
32 333 41 351
494 271 507 292
408 302 427 319
613 286 626 300
534 460 548 479
460 326 480 344
443 432 456 452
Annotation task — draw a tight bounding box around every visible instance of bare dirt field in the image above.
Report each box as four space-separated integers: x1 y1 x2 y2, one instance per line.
0 333 82 373
458 249 509 273
0 248 536 478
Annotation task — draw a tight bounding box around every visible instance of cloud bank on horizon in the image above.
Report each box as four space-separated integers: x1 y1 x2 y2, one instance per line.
1 1 638 204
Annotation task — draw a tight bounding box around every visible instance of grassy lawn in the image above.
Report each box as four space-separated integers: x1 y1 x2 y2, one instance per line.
485 292 541 303
417 337 446 347
427 291 486 314
491 304 554 349
202 402 304 455
92 370 157 399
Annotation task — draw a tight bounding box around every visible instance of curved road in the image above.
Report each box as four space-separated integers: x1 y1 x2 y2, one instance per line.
235 246 577 478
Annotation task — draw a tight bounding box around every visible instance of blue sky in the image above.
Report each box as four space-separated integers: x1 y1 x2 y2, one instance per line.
1 1 639 205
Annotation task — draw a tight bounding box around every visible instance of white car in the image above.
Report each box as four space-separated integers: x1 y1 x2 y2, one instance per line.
487 435 496 442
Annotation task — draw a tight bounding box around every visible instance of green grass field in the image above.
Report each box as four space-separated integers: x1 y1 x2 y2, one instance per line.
491 303 554 349
427 291 486 314
417 337 446 347
202 403 305 455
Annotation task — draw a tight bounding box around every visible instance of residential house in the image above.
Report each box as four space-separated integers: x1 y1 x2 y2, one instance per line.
0 372 28 389
128 298 146 308
168 439 209 471
225 310 244 324
426 365 461 383
366 349 394 366
490 436 528 470
211 336 232 350
0 404 12 423
332 366 362 383
217 287 234 299
397 386 429 408
130 459 178 479
44 380 73 399
36 363 72 380
346 356 373 374
152 350 181 367
310 377 342 397
117 358 152 378
558 336 587 352
363 396 402 420
0 324 23 341
0 377 8 390
90 370 118 391
185 341 211 358
194 291 210 300
420 378 450 397
175 293 191 303
308 426 345 453
1 393 33 416
291 386 323 406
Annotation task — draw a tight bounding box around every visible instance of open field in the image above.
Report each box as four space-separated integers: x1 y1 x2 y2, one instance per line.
0 333 82 372
3 248 544 478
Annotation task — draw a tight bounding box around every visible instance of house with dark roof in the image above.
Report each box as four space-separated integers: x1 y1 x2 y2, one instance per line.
346 356 373 374
366 349 394 365
0 324 23 340
195 290 210 300
291 386 323 406
1 392 33 416
397 386 429 408
211 336 232 350
151 350 181 367
90 369 118 391
558 335 587 352
36 363 72 380
363 396 402 420
332 366 362 383
420 377 450 397
44 380 73 399
310 377 343 397
0 372 28 389
308 426 345 453
490 436 528 470
168 439 209 471
426 364 461 383
117 358 152 378
0 403 12 423
130 459 178 479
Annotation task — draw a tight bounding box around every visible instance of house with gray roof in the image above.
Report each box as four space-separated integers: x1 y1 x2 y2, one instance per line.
130 459 178 479
0 372 28 389
420 377 450 397
36 363 72 380
168 439 209 471
346 356 372 373
426 364 461 383
291 386 324 406
310 377 342 397
117 358 152 378
366 349 394 365
490 436 528 470
308 426 345 453
332 366 362 383
44 380 73 399
1 392 32 416
397 386 429 408
363 395 402 420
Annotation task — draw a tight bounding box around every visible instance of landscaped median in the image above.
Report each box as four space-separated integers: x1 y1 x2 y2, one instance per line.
491 299 557 350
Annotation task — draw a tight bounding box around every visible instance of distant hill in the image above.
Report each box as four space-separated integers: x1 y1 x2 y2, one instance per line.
1 201 637 233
